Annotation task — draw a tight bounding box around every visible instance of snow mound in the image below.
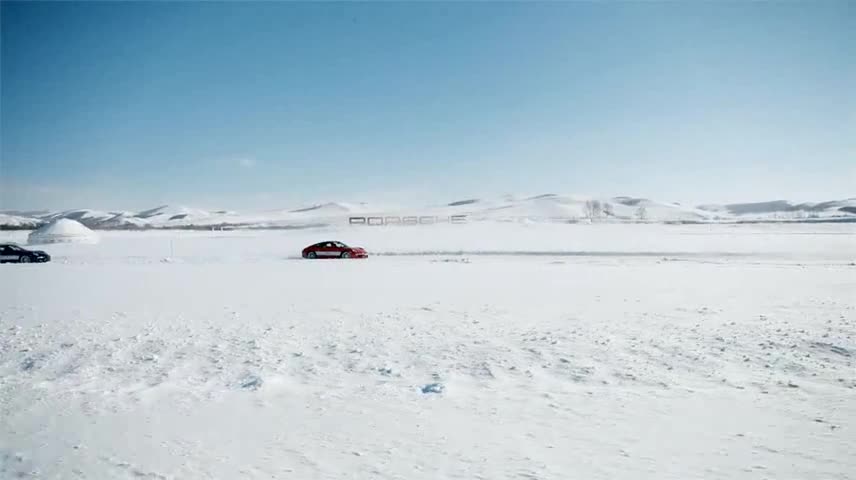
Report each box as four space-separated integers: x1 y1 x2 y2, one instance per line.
28 219 99 245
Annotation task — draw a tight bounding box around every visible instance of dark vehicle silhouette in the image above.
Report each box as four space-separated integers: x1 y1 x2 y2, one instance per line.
0 244 51 263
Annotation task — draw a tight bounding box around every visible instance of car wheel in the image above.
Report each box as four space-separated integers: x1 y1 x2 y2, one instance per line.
19 256 31 263
307 251 317 259
341 251 351 258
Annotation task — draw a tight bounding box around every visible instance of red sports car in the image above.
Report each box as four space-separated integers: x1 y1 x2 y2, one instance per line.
302 241 368 259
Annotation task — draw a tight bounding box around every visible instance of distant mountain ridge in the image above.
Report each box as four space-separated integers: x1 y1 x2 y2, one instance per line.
698 199 856 216
2 195 855 230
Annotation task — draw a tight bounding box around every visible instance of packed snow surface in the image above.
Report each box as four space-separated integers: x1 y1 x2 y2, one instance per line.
27 218 100 245
1 223 854 479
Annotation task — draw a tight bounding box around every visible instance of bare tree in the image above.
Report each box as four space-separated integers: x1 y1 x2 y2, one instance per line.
583 201 594 220
592 200 603 219
603 202 614 217
635 205 648 221
584 200 603 221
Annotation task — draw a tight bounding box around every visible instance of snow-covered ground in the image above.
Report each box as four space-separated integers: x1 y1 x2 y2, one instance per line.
1 223 854 479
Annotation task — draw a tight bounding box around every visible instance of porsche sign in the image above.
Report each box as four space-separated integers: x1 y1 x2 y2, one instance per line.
349 215 467 226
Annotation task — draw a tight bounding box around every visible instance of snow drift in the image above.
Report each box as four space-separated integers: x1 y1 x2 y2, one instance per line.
27 218 100 245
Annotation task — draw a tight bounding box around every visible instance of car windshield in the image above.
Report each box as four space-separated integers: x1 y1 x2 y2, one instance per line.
6 245 22 251
334 242 347 248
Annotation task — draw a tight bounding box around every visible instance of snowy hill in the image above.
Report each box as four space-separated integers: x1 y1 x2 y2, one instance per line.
288 202 367 214
698 198 856 220
2 195 854 230
97 212 152 229
134 205 222 224
0 213 43 229
41 209 118 228
435 194 712 222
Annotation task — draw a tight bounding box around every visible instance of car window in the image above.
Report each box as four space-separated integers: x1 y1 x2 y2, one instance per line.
7 245 21 252
334 242 347 248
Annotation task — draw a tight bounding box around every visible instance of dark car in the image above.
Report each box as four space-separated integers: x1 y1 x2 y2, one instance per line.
0 244 51 263
302 241 368 259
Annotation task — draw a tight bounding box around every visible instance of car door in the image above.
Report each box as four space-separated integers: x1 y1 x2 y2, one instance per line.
317 242 340 257
333 242 350 256
314 242 333 258
1 246 21 262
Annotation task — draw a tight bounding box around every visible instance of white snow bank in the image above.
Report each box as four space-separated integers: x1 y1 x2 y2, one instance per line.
27 218 99 245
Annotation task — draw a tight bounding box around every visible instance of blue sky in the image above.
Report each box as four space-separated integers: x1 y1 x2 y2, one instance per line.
1 1 853 210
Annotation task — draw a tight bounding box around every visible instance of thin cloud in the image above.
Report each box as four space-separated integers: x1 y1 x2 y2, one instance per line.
237 157 257 168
